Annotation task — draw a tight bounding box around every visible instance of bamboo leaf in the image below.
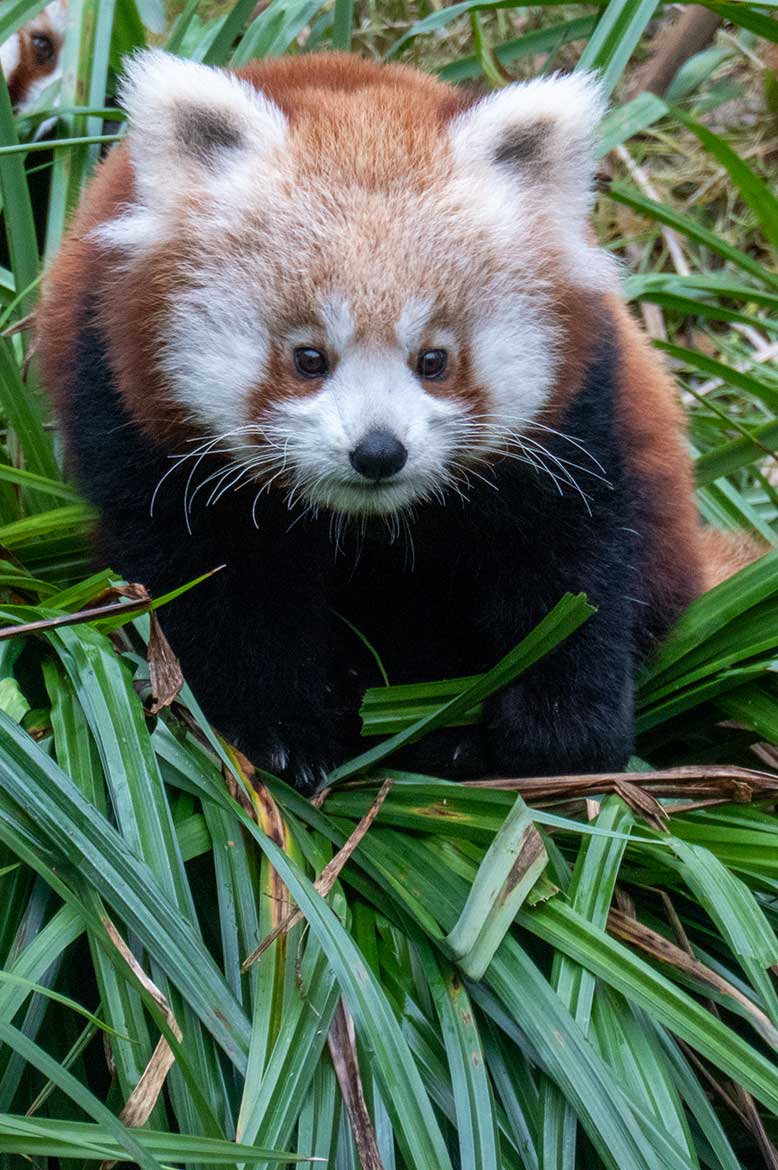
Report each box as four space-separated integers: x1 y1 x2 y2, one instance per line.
443 794 548 980
576 0 661 98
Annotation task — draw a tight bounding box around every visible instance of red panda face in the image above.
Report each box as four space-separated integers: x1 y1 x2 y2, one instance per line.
98 52 614 518
1 2 67 113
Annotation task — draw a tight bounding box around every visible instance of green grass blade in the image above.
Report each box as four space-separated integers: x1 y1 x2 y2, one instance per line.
332 0 355 50
638 551 778 690
165 0 202 52
0 710 251 1071
576 0 661 98
669 838 778 1023
440 16 597 83
201 0 259 64
539 796 632 1170
0 76 38 319
0 2 49 42
0 340 59 484
45 0 116 260
385 0 576 60
0 1115 313 1163
521 898 778 1114
207 791 456 1170
0 1021 164 1170
608 182 778 290
417 939 500 1170
443 794 547 979
695 423 778 487
656 340 778 412
671 106 778 252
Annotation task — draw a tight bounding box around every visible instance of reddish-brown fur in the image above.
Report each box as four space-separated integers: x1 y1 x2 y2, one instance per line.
699 527 768 588
37 52 757 597
607 296 706 606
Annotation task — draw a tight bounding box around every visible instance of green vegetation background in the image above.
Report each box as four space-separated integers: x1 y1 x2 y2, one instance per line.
1 1 778 1167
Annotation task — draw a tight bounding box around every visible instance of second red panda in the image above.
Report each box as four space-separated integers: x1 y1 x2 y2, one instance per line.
0 2 67 113
37 51 760 790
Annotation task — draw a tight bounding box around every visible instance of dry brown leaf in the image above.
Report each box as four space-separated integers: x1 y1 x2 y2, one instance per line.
147 611 184 713
464 765 778 809
608 909 778 1052
328 1000 385 1170
613 776 669 831
1 310 36 337
223 747 294 941
98 919 182 1170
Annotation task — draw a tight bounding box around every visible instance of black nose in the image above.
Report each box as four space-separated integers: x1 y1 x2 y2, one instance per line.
349 429 408 481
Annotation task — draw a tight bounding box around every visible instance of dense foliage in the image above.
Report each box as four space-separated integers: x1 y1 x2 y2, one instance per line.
0 1 778 1167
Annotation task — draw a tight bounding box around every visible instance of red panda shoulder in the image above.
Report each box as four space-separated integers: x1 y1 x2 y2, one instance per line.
609 296 708 607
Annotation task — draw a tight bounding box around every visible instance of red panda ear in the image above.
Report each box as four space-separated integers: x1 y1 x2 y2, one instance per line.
448 72 604 205
119 50 287 198
448 73 613 287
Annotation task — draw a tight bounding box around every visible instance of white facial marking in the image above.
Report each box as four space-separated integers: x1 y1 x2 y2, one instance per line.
395 297 433 354
14 69 60 114
160 272 268 438
44 0 68 39
265 344 468 515
319 293 355 354
100 50 289 251
3 3 69 115
471 293 559 431
0 35 21 80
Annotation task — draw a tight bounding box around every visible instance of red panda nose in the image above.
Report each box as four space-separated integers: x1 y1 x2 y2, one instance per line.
350 430 408 482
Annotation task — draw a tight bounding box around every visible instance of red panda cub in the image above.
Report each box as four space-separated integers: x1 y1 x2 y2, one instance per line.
1 2 67 113
38 52 752 791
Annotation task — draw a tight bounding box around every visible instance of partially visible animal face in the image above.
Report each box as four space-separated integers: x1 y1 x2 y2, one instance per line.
100 52 616 518
0 1 67 113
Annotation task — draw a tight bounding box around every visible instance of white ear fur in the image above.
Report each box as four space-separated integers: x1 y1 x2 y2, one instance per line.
449 72 604 184
119 50 287 203
449 73 610 286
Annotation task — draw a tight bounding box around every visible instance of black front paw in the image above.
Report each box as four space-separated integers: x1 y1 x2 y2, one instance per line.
485 689 634 778
392 726 489 779
240 722 348 795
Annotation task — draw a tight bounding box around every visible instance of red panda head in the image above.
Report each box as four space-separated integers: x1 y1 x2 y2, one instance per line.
96 51 615 518
1 1 67 113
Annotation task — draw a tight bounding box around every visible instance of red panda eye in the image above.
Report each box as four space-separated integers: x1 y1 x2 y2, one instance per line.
417 349 448 380
294 347 329 379
30 33 55 65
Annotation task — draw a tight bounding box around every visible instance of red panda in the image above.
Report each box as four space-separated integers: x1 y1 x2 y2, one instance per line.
1 1 67 114
37 51 760 791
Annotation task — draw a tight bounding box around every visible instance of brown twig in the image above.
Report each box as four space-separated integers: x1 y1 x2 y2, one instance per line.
628 7 722 98
0 582 152 645
0 592 151 641
1 310 36 337
614 144 690 277
463 765 778 806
